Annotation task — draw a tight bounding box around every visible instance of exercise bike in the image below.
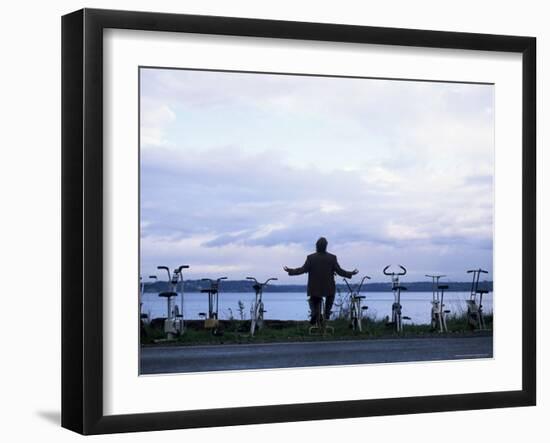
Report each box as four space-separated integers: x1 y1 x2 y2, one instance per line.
199 277 227 334
246 276 277 336
426 274 450 333
157 265 189 338
342 275 371 332
466 268 489 330
308 297 335 336
383 265 411 333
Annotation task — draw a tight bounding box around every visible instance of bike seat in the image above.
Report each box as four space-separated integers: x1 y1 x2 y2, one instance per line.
158 291 177 298
444 310 451 314
200 288 216 294
361 306 368 310
394 286 407 291
438 285 449 290
352 295 366 300
476 289 489 294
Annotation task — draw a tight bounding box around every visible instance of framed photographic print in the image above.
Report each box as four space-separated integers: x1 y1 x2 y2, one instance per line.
61 8 536 435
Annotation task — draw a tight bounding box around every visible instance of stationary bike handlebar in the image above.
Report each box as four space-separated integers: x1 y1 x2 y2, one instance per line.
343 275 371 294
356 275 371 294
383 265 407 276
467 269 488 273
342 278 353 292
246 276 278 286
201 277 228 284
157 265 171 280
174 266 190 282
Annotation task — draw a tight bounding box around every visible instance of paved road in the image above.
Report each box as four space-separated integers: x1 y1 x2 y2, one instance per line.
140 335 492 374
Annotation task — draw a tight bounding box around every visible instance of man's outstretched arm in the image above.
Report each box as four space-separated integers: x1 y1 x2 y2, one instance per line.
284 257 311 276
334 258 358 279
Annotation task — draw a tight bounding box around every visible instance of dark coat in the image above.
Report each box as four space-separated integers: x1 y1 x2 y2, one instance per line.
287 252 354 298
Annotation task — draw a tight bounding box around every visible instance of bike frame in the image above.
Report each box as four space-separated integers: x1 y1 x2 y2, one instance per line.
156 266 187 339
426 274 446 332
308 297 335 336
467 268 489 330
246 277 277 336
157 266 174 319
383 265 408 332
201 277 228 320
343 276 370 332
175 265 189 327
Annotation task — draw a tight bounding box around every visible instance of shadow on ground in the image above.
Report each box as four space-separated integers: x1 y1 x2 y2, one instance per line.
36 410 61 426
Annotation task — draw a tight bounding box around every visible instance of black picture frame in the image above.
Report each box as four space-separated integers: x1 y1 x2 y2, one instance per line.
61 8 536 435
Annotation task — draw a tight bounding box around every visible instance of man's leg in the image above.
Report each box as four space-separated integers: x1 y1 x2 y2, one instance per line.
308 297 321 325
325 294 335 320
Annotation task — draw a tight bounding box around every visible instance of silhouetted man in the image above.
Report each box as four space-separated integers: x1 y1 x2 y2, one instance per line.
283 237 358 325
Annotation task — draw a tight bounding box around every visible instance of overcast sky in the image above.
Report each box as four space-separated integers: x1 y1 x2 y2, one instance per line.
140 68 494 284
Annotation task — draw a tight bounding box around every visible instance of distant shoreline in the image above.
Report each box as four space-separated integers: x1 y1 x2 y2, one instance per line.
143 280 493 293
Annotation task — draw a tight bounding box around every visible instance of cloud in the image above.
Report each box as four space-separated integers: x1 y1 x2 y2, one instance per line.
140 98 176 147
140 146 493 281
139 68 494 281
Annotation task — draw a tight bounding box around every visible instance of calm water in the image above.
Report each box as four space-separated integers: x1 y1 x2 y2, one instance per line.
141 291 493 325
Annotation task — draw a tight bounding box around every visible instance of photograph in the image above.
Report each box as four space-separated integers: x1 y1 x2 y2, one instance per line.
138 67 495 375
